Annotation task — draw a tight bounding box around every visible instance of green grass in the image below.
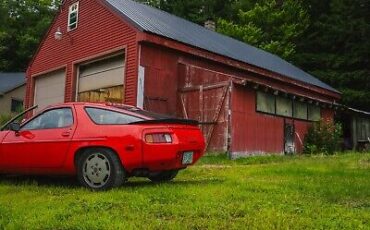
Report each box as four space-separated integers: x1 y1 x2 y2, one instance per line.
1 153 370 229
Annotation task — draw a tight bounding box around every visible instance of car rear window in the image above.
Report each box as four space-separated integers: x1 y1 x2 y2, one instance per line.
112 106 173 120
85 107 144 125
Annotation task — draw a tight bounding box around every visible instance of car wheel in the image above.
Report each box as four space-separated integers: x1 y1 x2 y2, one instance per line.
148 170 179 183
77 148 125 190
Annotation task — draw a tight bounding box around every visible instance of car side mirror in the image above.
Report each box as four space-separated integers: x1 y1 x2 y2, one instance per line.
9 122 21 132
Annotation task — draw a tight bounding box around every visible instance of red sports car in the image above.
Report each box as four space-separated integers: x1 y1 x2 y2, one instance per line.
0 103 205 190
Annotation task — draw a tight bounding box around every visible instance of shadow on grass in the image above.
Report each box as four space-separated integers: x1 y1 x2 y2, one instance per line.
0 175 80 188
125 177 224 188
0 175 224 189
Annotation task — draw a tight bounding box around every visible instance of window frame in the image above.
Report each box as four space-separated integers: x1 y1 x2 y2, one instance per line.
276 96 293 117
10 98 23 113
68 2 79 31
308 104 321 121
255 90 323 122
84 107 145 125
293 101 308 120
21 107 74 131
256 91 276 115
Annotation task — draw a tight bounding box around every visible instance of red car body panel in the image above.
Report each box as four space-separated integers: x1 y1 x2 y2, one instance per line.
0 103 206 176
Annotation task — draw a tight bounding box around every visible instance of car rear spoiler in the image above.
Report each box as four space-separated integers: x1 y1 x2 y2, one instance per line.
131 118 199 126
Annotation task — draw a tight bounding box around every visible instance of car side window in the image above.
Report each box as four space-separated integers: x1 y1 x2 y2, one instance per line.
22 108 74 130
85 107 143 125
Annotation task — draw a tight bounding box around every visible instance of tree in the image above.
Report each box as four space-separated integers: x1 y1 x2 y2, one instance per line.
216 0 310 60
137 0 236 25
295 0 370 111
0 0 60 72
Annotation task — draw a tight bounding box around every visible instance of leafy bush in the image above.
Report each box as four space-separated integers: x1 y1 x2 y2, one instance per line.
0 114 12 126
304 120 343 155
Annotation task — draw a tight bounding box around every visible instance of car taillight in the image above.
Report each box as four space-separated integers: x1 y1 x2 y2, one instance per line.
145 133 173 143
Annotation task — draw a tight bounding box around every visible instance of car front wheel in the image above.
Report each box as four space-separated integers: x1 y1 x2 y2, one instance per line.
77 148 125 190
148 170 179 183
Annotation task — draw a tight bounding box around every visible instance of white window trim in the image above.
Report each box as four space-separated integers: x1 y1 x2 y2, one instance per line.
68 2 79 31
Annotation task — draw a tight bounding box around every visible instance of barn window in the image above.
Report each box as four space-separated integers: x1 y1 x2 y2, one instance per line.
276 97 292 117
68 2 79 31
293 101 308 120
256 91 276 114
308 104 321 121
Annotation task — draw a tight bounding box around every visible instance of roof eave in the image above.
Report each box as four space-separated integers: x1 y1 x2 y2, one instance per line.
139 32 341 100
2 83 26 95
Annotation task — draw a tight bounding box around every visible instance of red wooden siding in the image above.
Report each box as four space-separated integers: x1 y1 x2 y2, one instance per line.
27 0 339 155
26 0 139 108
231 85 284 155
139 43 337 154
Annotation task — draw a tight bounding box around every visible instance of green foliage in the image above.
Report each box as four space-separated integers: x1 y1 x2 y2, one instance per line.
217 0 309 60
304 120 343 155
1 153 370 229
0 114 12 126
295 0 370 111
0 0 60 71
137 0 236 25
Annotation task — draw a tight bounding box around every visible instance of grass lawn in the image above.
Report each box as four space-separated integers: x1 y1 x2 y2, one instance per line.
1 153 370 229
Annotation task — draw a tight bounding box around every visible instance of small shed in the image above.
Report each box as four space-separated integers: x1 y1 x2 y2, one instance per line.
0 73 26 114
25 0 341 156
338 106 370 151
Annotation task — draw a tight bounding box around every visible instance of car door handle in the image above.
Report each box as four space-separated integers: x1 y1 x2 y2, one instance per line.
61 131 71 137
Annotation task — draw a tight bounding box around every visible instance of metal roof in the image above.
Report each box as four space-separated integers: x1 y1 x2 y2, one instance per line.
105 0 338 93
0 73 26 95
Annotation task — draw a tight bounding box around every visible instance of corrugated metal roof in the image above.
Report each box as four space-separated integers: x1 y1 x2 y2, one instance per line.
105 0 339 93
0 73 26 95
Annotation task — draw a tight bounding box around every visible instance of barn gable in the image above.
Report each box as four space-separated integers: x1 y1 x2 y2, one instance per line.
26 0 140 110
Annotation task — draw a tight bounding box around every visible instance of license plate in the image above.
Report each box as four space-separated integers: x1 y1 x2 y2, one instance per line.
182 151 194 165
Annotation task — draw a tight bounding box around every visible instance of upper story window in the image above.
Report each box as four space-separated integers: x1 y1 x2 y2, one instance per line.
68 2 79 31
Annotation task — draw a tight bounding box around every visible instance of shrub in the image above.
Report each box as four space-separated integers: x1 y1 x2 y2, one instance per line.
303 119 343 155
0 114 13 126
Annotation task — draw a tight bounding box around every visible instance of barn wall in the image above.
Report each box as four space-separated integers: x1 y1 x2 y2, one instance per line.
140 44 231 152
26 0 139 108
231 85 284 155
140 43 337 154
230 85 331 156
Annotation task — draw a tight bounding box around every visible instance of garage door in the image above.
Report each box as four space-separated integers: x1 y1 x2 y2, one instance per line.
78 54 125 103
34 69 66 111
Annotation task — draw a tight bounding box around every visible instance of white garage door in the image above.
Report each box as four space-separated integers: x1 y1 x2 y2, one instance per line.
34 69 65 111
78 55 124 94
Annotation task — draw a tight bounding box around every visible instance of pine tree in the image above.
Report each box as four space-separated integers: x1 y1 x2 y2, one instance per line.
295 0 370 110
216 0 310 60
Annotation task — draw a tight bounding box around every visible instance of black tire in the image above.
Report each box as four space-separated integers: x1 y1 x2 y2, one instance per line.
148 170 179 183
77 148 125 190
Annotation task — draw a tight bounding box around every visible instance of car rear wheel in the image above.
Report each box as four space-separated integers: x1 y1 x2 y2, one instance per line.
148 170 179 183
77 148 125 190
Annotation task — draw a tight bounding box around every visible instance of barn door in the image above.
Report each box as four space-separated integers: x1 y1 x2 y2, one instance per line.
179 81 230 151
77 54 125 103
34 69 66 112
284 121 296 154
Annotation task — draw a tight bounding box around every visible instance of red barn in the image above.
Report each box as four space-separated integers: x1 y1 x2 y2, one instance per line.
26 0 341 157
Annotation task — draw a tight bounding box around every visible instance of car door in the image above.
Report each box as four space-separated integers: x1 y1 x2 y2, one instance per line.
0 107 76 169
